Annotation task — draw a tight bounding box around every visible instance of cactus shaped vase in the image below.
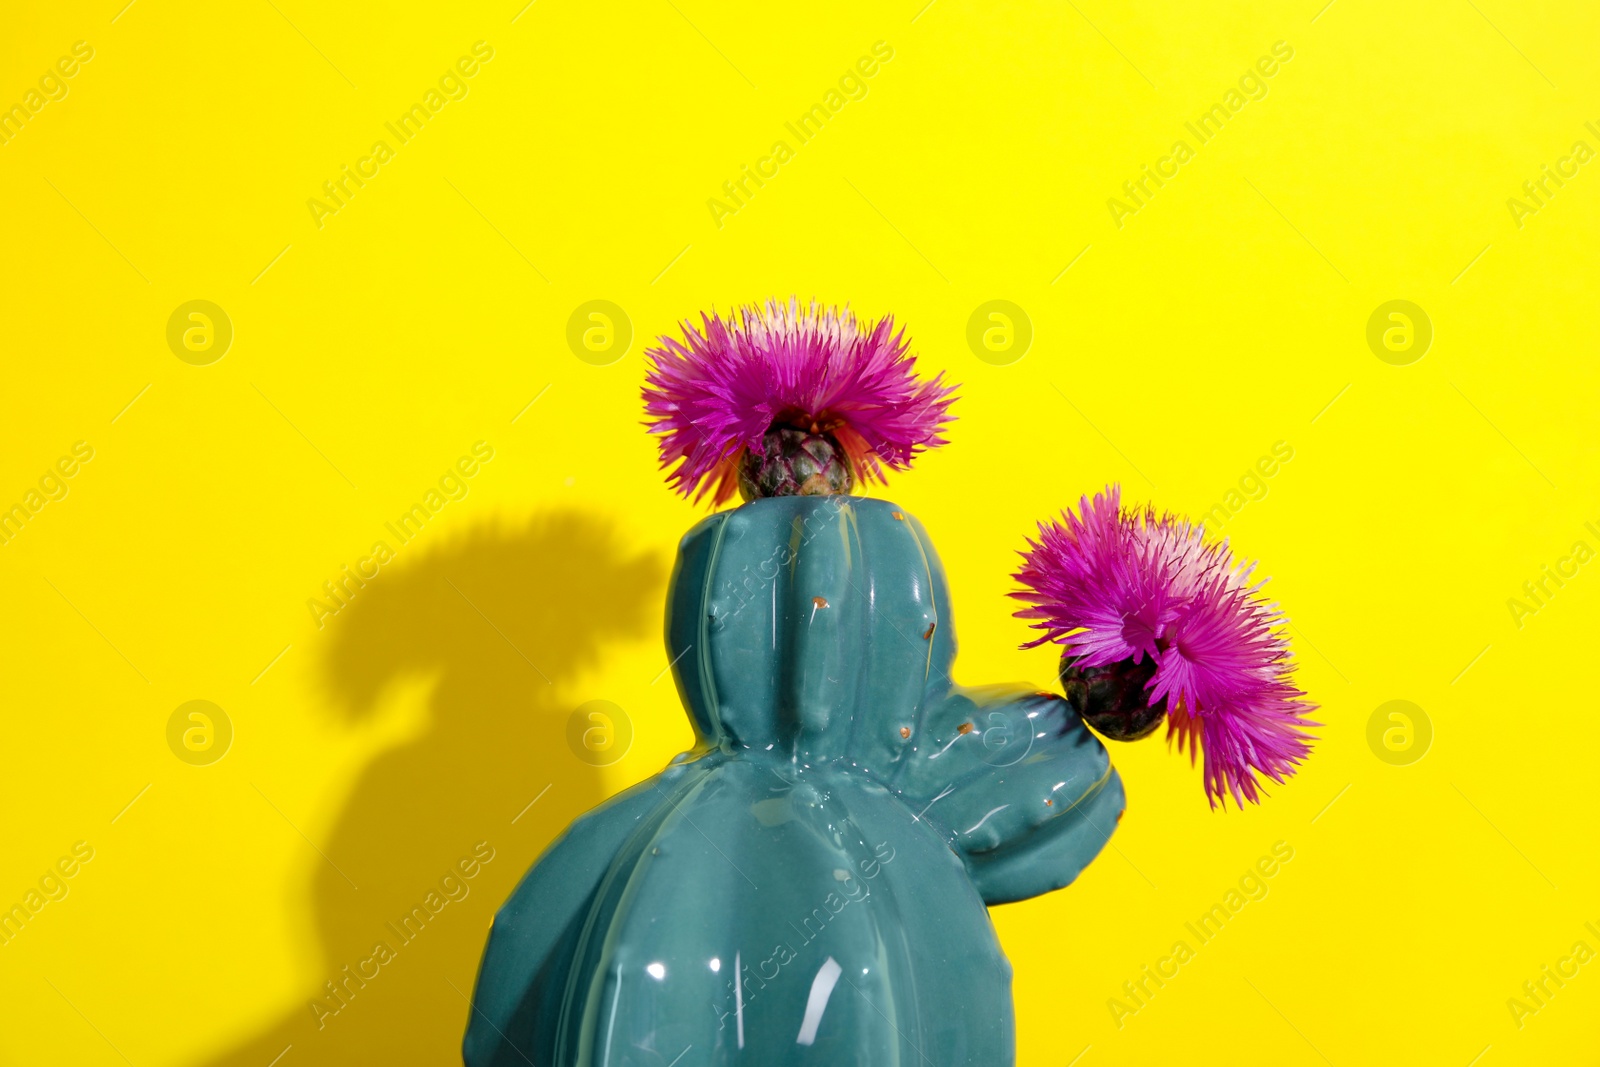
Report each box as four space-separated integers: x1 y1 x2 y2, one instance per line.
464 496 1124 1066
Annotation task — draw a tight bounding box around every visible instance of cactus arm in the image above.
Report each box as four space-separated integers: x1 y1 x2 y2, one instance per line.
892 683 1126 905
890 511 1126 906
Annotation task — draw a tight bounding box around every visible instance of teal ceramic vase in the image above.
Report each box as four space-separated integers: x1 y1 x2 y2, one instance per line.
465 496 1124 1066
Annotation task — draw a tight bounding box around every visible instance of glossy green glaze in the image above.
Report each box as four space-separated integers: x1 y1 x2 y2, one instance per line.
465 497 1124 1066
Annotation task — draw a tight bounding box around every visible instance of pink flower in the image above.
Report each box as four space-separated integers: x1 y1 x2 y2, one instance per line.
642 299 956 504
1011 485 1317 808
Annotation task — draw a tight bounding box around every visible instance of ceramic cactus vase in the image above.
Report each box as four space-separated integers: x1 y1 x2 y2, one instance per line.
464 496 1124 1065
464 298 1316 1065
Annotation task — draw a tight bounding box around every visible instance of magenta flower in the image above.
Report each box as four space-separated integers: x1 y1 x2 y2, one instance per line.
1011 485 1317 808
643 299 956 505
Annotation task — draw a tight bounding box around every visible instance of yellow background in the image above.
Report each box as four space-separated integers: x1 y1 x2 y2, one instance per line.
2 0 1597 1063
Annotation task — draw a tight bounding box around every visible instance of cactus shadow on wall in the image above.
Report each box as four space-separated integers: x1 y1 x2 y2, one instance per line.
196 509 666 1067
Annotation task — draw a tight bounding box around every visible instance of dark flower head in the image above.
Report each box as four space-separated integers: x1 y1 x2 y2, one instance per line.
642 299 956 505
1011 485 1318 809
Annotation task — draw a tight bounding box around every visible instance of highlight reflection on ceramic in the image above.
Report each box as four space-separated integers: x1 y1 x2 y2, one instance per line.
466 496 1123 1066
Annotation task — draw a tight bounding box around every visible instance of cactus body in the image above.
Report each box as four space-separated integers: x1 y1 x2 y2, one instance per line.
466 498 1124 1066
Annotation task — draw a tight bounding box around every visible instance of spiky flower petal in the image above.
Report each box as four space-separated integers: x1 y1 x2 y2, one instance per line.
1011 485 1317 808
642 299 956 504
